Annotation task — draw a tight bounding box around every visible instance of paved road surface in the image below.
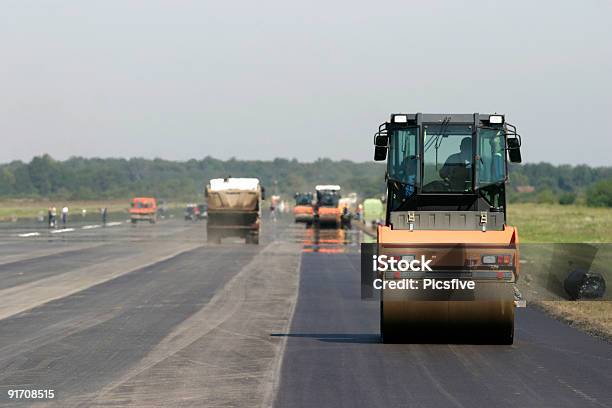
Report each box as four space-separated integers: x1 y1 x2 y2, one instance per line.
0 218 302 407
275 252 612 408
0 218 610 407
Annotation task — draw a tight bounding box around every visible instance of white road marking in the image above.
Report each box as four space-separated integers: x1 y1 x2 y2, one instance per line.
50 228 75 234
82 224 101 230
17 232 40 237
106 222 122 227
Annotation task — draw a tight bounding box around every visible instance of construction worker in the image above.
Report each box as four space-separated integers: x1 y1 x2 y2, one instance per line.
61 206 69 227
440 137 472 190
51 206 57 228
101 207 108 226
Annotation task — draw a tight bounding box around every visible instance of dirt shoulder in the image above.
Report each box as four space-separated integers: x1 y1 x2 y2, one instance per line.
535 300 612 343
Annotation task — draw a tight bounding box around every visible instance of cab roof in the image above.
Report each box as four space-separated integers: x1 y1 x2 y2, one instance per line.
209 178 260 191
388 113 505 125
315 185 341 191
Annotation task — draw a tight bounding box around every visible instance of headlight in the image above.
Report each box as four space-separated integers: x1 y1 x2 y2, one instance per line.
489 115 504 124
393 114 408 123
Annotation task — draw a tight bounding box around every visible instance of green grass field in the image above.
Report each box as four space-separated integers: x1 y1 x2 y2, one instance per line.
0 199 190 221
0 199 132 221
505 203 612 340
508 203 612 243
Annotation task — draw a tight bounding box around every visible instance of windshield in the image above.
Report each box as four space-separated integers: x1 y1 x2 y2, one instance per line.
478 127 506 186
317 192 339 207
422 124 473 193
295 193 312 206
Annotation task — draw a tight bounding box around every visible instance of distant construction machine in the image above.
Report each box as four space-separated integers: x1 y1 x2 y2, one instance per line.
129 197 157 224
293 192 314 225
314 185 342 228
373 113 523 344
205 177 264 244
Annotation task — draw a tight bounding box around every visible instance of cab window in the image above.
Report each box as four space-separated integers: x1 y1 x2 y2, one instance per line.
478 128 506 186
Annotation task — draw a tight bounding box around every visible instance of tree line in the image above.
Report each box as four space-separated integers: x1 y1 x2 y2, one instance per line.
0 155 611 206
507 163 612 206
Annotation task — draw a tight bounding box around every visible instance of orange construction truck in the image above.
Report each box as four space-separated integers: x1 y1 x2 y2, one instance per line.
129 197 157 224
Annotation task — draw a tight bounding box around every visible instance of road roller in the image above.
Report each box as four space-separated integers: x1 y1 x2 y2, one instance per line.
373 113 524 344
314 185 342 228
294 192 315 225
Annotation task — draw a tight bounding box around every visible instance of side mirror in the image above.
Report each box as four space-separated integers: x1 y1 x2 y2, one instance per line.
374 133 388 161
374 134 388 147
507 137 522 163
374 146 387 161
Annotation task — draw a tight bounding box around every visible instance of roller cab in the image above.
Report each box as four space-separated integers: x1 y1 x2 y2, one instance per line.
373 113 523 344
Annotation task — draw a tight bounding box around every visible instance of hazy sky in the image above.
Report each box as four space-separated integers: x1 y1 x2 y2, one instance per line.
2 0 611 165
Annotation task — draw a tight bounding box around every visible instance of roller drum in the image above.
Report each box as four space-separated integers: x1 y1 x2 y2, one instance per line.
380 282 514 344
